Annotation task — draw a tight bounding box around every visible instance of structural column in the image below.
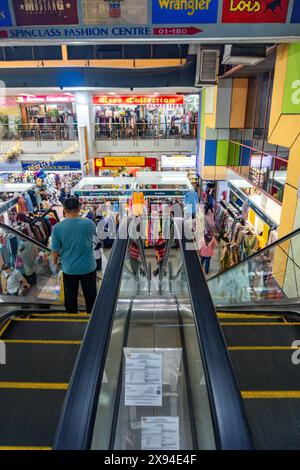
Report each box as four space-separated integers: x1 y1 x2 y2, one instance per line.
75 92 95 176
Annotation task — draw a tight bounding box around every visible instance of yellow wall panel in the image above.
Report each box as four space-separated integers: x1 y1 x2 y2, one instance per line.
230 79 248 128
268 44 288 137
268 114 300 148
249 208 255 226
278 184 298 238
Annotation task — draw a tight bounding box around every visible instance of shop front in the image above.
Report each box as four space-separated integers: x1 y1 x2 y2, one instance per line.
160 154 197 184
94 156 157 176
93 94 198 140
16 95 77 140
228 178 281 244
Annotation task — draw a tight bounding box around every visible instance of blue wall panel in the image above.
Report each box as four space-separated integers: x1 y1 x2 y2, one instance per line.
204 140 217 166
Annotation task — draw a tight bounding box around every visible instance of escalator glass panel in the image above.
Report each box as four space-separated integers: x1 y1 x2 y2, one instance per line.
91 234 215 450
208 231 300 306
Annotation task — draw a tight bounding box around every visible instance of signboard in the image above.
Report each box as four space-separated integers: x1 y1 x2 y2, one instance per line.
93 95 184 106
95 157 146 167
161 154 196 169
0 0 12 27
250 154 273 168
13 0 79 26
0 0 298 42
222 0 289 23
291 1 300 23
282 43 300 114
152 0 219 24
22 161 81 171
16 95 75 103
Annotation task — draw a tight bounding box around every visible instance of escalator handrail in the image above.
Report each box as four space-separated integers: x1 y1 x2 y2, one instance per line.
53 217 132 450
174 218 253 450
209 226 300 281
0 221 50 252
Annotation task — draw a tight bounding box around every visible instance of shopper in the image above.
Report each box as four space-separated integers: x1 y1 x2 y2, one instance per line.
205 191 215 215
129 240 141 276
59 188 66 204
1 265 30 296
51 197 97 314
153 232 166 276
199 232 217 275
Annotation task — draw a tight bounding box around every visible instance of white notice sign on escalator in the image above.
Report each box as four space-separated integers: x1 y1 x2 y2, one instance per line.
124 349 162 407
141 416 179 450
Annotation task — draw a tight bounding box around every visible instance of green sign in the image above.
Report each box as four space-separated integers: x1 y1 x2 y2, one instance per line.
282 43 300 114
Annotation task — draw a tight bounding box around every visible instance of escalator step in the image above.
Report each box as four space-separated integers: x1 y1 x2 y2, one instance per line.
0 343 80 383
218 313 284 323
1 319 87 341
222 324 300 347
243 398 300 450
0 389 66 447
30 313 89 320
228 350 300 391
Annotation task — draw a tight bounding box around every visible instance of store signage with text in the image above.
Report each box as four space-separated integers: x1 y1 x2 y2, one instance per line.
0 0 298 42
16 95 75 104
13 0 79 26
0 0 12 27
282 43 300 114
152 0 219 24
161 154 196 168
93 95 184 106
22 161 81 172
222 0 289 23
95 157 146 168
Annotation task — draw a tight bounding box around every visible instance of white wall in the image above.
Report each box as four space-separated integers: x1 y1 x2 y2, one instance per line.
95 139 197 154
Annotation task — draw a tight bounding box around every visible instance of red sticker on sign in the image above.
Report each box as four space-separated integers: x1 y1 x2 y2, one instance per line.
222 0 289 23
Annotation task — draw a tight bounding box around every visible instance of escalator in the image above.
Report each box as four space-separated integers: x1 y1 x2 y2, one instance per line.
206 228 300 450
3 216 300 450
0 223 89 449
0 311 88 449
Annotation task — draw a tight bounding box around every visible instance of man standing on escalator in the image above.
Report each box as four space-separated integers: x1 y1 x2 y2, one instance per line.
51 197 97 314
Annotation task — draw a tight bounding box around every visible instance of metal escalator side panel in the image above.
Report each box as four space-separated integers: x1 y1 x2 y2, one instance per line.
53 217 132 450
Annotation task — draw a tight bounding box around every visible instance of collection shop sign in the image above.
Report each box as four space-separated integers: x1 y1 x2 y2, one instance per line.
0 0 299 43
93 95 185 106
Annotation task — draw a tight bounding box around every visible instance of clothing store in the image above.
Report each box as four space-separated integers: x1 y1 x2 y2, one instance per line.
16 95 77 140
160 154 197 184
93 94 198 139
214 178 280 271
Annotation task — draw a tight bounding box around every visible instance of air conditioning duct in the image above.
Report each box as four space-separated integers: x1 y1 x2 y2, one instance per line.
195 48 220 86
222 45 267 66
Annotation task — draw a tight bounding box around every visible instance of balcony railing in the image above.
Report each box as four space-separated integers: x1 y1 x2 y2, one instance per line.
0 124 78 141
94 122 197 140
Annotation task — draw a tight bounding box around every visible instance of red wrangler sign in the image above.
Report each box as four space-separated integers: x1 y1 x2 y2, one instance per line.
222 0 289 23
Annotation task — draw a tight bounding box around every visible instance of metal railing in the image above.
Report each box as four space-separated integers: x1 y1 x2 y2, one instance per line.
94 122 197 140
0 124 78 141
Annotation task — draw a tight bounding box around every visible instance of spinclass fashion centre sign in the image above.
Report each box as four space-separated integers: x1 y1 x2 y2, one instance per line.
0 0 298 42
93 95 185 105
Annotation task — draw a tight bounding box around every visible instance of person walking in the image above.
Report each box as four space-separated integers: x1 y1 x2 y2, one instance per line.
199 232 217 275
51 197 97 314
153 231 166 276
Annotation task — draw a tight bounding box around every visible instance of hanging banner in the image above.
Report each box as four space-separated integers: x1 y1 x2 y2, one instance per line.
222 0 289 23
0 0 298 42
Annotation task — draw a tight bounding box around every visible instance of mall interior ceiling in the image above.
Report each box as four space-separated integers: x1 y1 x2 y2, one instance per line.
0 42 275 90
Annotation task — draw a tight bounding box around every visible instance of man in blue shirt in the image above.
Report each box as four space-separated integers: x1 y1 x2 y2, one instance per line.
51 197 97 314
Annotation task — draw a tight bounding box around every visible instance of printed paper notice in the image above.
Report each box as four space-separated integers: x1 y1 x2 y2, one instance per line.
141 417 179 450
124 351 162 407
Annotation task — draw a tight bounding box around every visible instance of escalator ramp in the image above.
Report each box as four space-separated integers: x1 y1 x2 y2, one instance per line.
0 312 89 449
218 312 300 450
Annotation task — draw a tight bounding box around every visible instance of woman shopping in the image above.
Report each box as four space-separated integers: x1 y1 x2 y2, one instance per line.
199 232 217 275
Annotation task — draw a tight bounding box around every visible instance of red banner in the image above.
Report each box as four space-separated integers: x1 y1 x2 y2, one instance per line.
13 0 79 26
222 0 289 23
93 95 185 106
